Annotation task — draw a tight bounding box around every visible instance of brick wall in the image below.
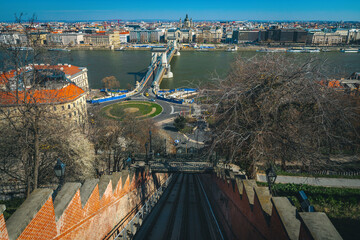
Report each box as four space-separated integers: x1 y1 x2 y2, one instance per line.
0 167 168 240
201 168 343 240
0 205 9 240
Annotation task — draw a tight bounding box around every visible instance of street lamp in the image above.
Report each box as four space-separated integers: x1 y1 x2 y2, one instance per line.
149 130 153 159
266 164 277 195
54 158 66 183
53 159 66 201
145 142 149 160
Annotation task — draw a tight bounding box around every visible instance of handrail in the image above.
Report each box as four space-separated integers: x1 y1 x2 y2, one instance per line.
114 174 173 240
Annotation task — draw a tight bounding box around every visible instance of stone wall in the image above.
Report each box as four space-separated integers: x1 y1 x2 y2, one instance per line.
0 184 26 201
201 167 343 240
0 183 58 201
0 167 167 240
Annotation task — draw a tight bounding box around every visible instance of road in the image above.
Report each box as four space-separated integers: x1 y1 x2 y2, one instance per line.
134 173 224 240
87 65 206 148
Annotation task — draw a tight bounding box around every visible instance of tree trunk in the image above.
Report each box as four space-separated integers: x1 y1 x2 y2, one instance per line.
108 151 111 174
26 174 31 198
33 120 40 190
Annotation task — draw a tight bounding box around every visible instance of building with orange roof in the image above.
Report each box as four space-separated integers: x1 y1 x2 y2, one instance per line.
0 64 89 92
0 66 88 126
84 32 120 46
120 31 130 43
37 63 89 91
321 73 360 96
0 82 87 126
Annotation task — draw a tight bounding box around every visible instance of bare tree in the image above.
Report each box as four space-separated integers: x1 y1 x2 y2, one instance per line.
202 54 360 177
102 76 120 89
0 15 95 196
88 110 165 173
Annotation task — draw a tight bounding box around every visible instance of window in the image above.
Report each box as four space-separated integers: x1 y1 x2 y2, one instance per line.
63 114 66 119
53 106 56 111
62 106 65 110
69 113 72 118
74 111 76 116
68 105 71 109
73 103 75 107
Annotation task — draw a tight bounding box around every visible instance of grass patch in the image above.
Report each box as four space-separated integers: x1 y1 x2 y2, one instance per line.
257 182 360 240
0 198 25 220
101 101 162 120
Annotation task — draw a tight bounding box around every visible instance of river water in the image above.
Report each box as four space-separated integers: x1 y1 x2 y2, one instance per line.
3 50 359 89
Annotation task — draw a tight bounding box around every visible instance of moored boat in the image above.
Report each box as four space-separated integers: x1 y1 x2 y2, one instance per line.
340 48 359 53
48 48 71 52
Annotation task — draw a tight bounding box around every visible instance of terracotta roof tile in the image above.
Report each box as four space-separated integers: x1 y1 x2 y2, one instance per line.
0 83 84 105
0 65 83 86
34 65 82 76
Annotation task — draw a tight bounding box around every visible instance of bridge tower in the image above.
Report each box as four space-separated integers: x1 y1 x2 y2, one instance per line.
169 38 181 56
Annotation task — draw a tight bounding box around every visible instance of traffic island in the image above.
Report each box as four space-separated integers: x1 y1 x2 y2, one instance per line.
101 101 163 120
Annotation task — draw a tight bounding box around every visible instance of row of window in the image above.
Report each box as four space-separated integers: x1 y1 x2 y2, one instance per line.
53 98 85 111
63 110 83 119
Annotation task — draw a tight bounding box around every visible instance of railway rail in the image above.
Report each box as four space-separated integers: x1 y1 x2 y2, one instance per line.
134 173 224 240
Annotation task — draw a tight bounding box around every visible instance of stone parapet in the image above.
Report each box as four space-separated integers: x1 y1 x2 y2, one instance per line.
202 167 342 240
0 167 168 240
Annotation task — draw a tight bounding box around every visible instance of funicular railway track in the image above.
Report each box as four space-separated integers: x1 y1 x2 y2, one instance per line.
134 173 224 240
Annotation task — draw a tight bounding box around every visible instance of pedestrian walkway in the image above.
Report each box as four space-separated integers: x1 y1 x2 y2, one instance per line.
257 173 360 188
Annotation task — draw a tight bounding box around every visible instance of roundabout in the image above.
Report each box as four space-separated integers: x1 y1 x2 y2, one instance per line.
101 101 163 120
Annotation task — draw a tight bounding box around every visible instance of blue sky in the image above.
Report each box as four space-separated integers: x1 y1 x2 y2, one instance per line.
1 0 359 21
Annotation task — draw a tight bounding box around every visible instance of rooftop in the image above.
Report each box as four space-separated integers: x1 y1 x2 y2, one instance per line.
0 83 84 105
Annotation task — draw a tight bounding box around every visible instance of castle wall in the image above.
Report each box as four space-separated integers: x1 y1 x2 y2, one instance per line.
200 168 342 240
0 167 168 240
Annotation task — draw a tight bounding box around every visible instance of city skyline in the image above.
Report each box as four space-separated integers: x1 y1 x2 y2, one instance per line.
1 0 360 21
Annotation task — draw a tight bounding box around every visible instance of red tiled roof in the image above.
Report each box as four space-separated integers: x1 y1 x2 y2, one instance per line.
34 65 82 76
0 70 15 85
320 80 344 89
0 65 83 86
0 83 84 105
328 80 343 88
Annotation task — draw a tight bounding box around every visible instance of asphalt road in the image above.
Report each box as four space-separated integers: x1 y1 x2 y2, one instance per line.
87 77 204 148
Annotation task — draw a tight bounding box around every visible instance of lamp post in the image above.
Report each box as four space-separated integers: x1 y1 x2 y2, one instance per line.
53 159 66 201
266 164 277 195
54 158 66 185
149 130 153 160
145 142 149 164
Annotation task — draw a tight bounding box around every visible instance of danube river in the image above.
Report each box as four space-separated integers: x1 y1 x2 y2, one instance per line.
49 50 360 89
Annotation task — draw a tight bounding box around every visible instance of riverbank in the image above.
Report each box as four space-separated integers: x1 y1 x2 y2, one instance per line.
44 50 360 89
63 44 359 52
